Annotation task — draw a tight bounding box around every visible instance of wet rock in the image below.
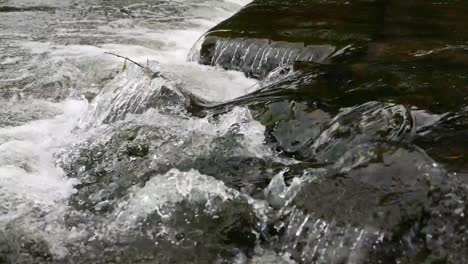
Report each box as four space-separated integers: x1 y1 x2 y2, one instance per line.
177 156 280 199
65 169 260 264
62 106 273 214
192 0 381 77
193 37 348 79
366 0 468 64
415 107 468 172
193 0 468 79
263 143 451 263
337 62 468 114
212 60 468 115
253 101 331 154
297 101 414 162
80 63 188 127
295 143 445 231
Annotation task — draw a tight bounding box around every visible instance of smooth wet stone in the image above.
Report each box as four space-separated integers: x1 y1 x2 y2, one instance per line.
297 101 414 162
177 156 284 199
264 143 454 263
193 0 468 79
192 0 383 78
257 101 331 154
339 62 468 114
200 59 468 116
295 143 446 230
81 63 188 127
415 107 468 172
366 1 468 64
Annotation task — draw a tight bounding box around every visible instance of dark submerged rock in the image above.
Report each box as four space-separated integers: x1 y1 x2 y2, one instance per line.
261 143 468 263
193 61 465 170
296 101 414 162
414 107 468 172
64 170 260 264
197 60 468 115
184 1 468 262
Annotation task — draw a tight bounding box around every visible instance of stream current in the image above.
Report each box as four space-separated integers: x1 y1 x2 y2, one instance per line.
0 1 279 263
1 1 467 264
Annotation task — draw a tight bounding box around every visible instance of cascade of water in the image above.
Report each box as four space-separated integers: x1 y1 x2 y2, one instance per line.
189 37 338 78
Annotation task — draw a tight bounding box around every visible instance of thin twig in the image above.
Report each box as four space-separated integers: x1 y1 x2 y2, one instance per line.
104 52 145 69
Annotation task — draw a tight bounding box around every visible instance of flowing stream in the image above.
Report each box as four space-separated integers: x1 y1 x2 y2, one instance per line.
0 1 282 263
2 1 468 263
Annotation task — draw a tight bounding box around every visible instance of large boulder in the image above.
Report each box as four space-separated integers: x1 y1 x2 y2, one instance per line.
262 143 468 263
191 0 468 79
191 0 381 78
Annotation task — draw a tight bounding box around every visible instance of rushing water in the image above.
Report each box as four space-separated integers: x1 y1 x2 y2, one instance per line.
1 0 468 263
0 1 273 263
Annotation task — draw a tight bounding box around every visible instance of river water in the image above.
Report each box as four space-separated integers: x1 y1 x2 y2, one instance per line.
2 1 467 264
0 1 286 263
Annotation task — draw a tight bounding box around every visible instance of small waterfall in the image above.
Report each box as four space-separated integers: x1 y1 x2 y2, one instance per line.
79 62 187 128
190 37 339 78
187 29 234 63
264 170 386 264
299 101 415 162
278 208 385 264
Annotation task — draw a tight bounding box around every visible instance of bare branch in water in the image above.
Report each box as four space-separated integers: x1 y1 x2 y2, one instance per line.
104 52 146 69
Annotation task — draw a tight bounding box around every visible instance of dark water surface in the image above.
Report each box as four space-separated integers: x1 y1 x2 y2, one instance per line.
1 0 468 263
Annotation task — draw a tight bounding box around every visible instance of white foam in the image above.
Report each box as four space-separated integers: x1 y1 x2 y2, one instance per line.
110 168 240 229
1 0 258 259
120 106 271 159
0 99 86 205
168 63 257 102
0 99 88 256
18 0 251 67
18 2 257 102
2 0 255 212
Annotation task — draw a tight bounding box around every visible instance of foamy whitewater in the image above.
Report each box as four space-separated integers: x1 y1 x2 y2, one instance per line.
0 1 289 263
3 1 463 263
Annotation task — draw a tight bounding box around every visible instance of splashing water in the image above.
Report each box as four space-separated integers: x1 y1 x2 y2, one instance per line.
0 0 265 263
2 0 467 263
